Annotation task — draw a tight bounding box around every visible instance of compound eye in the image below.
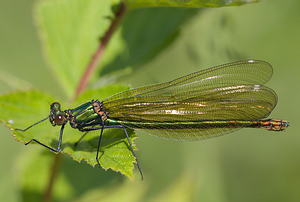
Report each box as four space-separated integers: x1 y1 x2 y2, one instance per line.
51 102 61 110
54 114 66 125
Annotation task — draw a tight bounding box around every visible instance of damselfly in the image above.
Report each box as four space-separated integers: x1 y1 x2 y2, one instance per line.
16 60 288 179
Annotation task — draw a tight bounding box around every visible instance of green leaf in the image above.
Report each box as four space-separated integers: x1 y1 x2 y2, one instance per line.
0 91 56 136
35 0 112 98
99 7 198 77
125 0 258 9
0 86 139 180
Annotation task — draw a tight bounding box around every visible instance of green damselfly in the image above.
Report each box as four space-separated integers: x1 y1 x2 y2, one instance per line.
16 60 288 179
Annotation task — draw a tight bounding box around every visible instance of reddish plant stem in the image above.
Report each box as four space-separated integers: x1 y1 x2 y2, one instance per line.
43 154 61 202
74 2 127 99
43 3 126 202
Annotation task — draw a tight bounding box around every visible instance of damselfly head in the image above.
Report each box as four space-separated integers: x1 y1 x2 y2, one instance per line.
49 102 67 126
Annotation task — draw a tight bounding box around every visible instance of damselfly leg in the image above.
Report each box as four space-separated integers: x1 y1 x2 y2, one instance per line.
20 124 66 153
80 124 143 180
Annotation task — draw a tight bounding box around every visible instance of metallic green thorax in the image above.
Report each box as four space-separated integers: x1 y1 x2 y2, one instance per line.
49 100 108 130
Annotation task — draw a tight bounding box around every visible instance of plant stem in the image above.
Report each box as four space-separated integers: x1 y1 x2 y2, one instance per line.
43 154 61 202
74 2 127 99
44 2 127 201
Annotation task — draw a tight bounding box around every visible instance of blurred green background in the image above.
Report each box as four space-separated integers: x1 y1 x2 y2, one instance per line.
1 0 300 201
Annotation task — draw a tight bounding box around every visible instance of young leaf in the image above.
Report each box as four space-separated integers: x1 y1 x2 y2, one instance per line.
35 0 112 98
0 86 139 180
125 0 259 9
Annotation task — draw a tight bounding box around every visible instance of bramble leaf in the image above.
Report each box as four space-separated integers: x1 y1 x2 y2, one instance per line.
36 0 112 98
0 85 139 180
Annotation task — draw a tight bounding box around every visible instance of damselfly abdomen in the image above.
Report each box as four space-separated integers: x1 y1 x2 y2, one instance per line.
16 60 289 179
